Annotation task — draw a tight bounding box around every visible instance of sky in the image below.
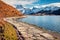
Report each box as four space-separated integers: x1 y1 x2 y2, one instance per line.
33 0 60 5
2 0 60 8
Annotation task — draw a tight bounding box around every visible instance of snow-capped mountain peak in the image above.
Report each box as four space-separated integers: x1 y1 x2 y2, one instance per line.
15 3 60 15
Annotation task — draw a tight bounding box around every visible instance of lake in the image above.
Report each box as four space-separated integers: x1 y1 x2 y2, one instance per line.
18 16 60 33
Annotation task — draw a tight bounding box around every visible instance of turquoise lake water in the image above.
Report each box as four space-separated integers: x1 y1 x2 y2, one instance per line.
18 16 60 33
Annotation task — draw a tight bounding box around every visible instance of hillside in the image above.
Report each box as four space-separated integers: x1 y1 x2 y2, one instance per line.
0 0 24 40
0 0 23 18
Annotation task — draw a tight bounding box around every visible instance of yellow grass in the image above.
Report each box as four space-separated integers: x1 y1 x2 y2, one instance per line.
0 21 18 40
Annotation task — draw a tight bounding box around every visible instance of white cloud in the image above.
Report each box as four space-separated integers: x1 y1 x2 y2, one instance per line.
48 3 60 7
2 0 37 7
34 3 60 8
41 3 60 7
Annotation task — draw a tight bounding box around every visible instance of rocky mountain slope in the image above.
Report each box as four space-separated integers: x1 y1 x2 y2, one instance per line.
0 0 23 18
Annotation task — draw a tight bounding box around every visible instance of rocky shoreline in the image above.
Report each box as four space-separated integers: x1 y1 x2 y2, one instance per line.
4 17 60 40
17 21 60 40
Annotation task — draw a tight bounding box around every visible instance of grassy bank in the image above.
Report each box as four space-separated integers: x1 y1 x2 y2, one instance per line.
0 21 18 40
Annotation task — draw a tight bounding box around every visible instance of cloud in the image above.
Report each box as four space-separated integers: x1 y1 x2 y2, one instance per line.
48 3 60 7
34 3 60 8
2 0 37 7
41 3 60 7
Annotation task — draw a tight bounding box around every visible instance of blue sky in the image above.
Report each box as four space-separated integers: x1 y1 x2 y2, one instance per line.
25 0 60 8
2 0 60 8
33 0 60 5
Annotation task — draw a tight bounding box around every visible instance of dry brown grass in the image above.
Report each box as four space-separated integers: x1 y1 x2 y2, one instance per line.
0 0 23 18
0 20 18 40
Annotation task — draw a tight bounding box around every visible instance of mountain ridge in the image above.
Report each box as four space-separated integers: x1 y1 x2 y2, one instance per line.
16 3 60 15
